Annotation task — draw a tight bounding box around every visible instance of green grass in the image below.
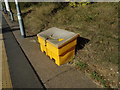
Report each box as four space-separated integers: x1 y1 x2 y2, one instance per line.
75 61 88 70
91 71 109 88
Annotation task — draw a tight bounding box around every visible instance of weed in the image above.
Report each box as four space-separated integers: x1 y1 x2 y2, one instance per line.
75 61 88 69
91 71 109 88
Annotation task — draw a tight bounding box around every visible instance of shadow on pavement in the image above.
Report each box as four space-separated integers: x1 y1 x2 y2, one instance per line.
2 27 19 34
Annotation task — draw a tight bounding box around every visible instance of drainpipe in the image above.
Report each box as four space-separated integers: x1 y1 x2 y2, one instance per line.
4 0 14 21
15 0 26 38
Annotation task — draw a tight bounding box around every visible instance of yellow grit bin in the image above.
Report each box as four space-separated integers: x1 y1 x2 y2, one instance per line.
37 27 79 66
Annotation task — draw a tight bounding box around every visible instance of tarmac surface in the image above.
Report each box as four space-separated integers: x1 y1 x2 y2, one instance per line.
1 12 45 88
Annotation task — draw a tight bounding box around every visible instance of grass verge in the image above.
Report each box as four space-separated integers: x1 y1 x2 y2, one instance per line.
10 2 118 88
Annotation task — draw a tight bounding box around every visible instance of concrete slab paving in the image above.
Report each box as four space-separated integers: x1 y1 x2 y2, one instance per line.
45 68 97 88
2 43 12 88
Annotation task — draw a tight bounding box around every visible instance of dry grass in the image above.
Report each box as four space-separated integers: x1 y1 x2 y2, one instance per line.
11 2 118 88
23 3 57 36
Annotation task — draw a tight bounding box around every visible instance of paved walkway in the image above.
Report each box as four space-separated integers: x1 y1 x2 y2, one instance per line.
0 8 12 88
0 10 2 89
4 14 99 88
2 13 45 88
2 41 12 88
